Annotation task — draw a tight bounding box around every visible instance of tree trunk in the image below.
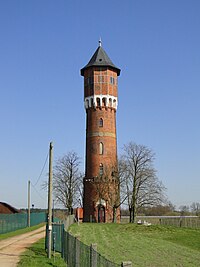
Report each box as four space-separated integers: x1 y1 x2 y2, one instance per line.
131 174 137 223
129 206 132 223
131 206 135 223
129 206 135 223
112 207 117 223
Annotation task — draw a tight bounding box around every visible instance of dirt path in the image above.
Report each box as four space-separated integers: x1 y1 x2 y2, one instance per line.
0 226 46 267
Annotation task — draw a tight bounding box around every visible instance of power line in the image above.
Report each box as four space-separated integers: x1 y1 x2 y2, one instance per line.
33 153 49 187
31 181 46 202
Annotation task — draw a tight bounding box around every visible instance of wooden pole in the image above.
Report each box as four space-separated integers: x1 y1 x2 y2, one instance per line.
27 180 30 227
47 142 53 258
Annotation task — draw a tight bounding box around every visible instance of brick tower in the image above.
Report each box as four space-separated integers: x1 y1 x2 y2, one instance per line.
81 40 121 223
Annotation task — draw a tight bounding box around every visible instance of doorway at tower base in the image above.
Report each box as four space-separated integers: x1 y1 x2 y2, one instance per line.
83 199 121 223
96 199 106 223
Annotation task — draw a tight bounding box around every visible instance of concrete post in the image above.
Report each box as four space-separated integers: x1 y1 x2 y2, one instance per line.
121 261 132 267
90 243 97 267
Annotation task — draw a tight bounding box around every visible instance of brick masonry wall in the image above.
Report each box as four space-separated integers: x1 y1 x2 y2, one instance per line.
83 66 120 223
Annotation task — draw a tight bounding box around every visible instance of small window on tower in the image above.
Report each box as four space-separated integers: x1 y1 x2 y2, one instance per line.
110 77 115 84
99 142 104 155
98 76 104 83
99 118 103 127
99 163 104 176
87 77 94 85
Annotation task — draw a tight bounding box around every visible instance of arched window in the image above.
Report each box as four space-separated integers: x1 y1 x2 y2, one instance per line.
109 98 112 107
113 99 117 108
99 142 104 155
99 118 103 127
96 97 100 107
90 97 94 107
85 99 89 109
99 163 104 176
102 97 106 107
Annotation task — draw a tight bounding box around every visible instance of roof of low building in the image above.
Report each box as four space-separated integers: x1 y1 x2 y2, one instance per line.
0 202 20 214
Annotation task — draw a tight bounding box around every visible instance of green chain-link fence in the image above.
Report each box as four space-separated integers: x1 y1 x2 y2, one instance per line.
159 216 200 228
50 217 121 267
0 212 46 234
134 216 200 228
62 231 121 267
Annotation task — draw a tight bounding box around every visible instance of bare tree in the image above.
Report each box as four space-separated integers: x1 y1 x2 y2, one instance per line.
93 162 128 223
118 158 129 204
53 151 83 214
108 167 121 223
179 205 190 216
121 142 166 223
93 164 119 222
190 202 200 216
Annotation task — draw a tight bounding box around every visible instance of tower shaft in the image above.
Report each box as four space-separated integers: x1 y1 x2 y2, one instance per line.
81 44 121 223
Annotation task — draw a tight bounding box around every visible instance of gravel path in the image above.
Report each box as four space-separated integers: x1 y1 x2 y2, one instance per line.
0 226 45 267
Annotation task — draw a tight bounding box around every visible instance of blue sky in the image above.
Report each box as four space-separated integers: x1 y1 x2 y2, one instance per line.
0 0 200 209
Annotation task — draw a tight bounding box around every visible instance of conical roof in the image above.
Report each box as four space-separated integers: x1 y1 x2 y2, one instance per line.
81 42 121 76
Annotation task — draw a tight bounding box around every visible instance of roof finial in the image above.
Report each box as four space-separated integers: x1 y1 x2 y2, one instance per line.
99 38 102 47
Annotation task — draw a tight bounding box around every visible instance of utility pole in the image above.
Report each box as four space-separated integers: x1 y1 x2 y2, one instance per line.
47 142 53 258
27 180 31 227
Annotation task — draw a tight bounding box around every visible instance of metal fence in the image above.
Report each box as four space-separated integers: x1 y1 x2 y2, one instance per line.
62 231 121 267
159 216 200 228
48 215 121 267
0 212 46 234
121 215 200 229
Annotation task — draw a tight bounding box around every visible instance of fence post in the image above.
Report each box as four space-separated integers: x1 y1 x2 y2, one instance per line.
121 261 132 267
179 217 182 227
90 243 97 267
75 237 80 267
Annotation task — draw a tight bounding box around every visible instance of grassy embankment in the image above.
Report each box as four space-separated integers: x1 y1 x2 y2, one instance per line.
17 238 66 267
16 222 200 267
69 223 200 267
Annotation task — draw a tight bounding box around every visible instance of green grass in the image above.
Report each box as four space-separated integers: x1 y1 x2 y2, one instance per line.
17 238 66 267
69 223 200 267
0 223 45 240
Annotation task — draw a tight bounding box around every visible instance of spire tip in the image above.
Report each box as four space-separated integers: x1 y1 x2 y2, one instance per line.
99 38 102 47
